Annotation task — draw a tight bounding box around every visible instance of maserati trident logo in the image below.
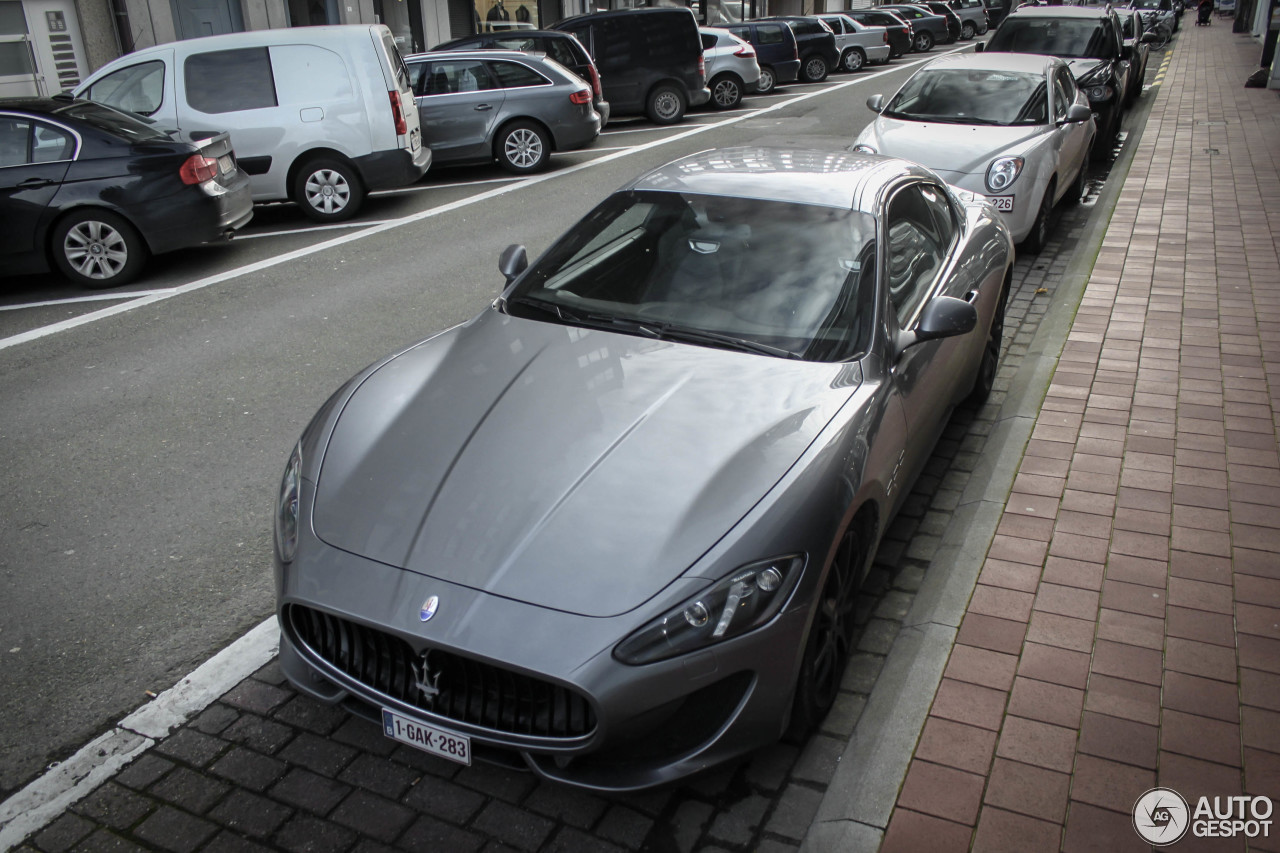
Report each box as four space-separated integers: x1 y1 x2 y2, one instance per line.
413 650 443 705
419 595 439 622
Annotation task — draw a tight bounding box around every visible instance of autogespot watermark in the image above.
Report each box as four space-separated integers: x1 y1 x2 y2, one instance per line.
1133 788 1274 846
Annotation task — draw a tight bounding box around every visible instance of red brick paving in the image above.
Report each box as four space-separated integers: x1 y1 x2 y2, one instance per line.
878 21 1280 851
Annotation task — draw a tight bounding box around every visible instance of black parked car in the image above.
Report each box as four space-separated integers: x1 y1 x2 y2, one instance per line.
751 16 839 82
844 9 914 59
723 20 801 93
880 4 954 50
983 0 1012 30
0 96 252 288
553 8 710 125
983 5 1134 152
431 30 610 126
920 1 965 41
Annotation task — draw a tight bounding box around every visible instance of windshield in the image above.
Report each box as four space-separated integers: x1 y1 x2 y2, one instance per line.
506 190 878 362
885 68 1047 125
52 101 171 142
1129 0 1161 8
985 18 1110 58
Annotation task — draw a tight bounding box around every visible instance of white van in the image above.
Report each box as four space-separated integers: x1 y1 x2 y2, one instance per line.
75 25 430 222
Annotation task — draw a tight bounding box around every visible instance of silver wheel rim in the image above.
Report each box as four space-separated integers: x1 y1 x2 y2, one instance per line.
759 68 775 91
843 51 863 71
805 58 825 79
713 79 739 107
504 128 543 169
963 23 975 38
304 168 351 215
653 91 680 120
915 34 930 49
64 220 128 280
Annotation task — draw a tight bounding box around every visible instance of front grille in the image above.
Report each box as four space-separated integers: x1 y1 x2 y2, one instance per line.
285 604 597 740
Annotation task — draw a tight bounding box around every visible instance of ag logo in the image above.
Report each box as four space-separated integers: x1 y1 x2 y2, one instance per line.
1134 787 1191 846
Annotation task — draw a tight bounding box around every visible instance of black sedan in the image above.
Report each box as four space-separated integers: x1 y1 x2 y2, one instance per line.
0 96 252 288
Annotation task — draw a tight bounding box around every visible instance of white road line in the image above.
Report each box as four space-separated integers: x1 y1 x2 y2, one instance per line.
0 51 946 351
233 220 395 240
0 619 279 850
0 290 171 311
372 175 520 194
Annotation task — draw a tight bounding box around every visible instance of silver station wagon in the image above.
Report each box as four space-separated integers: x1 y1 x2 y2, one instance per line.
406 49 601 174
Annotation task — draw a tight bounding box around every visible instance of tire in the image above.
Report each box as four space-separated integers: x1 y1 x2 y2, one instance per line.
1065 151 1089 206
786 526 867 741
966 276 1009 407
962 21 976 39
978 22 989 34
913 30 934 51
840 47 866 72
1150 25 1170 49
800 54 829 83
51 209 148 288
756 65 777 94
495 120 550 173
1022 180 1056 255
293 158 364 222
646 83 687 125
709 73 744 109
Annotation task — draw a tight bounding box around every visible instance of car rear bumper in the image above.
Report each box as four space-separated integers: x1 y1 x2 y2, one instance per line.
355 144 432 191
772 59 801 83
689 86 712 107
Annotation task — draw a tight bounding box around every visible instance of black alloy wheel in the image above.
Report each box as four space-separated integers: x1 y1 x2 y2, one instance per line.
1022 179 1056 255
966 276 1009 407
788 526 867 739
913 30 934 51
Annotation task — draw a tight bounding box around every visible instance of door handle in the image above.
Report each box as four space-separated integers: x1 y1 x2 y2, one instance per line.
18 177 54 189
474 104 493 111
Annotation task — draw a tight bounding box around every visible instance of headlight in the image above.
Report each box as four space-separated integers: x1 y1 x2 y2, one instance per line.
852 143 877 154
614 555 804 665
274 442 302 563
1085 86 1114 102
985 156 1024 193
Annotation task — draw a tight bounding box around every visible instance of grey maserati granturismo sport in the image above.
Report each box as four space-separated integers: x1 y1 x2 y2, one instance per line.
273 147 1015 791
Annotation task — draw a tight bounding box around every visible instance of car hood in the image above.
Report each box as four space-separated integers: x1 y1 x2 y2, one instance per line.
858 117 1045 175
312 310 858 618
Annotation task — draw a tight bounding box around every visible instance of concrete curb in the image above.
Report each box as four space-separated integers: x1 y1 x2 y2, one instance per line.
799 69 1162 853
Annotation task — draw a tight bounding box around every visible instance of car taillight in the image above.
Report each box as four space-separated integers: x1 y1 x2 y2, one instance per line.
734 44 756 57
179 153 218 185
883 31 890 42
698 52 706 80
388 90 408 136
587 63 602 98
570 88 592 104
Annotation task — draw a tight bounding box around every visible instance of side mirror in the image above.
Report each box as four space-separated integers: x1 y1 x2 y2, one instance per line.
866 93 884 112
1065 103 1093 123
499 243 528 286
974 41 985 52
897 295 978 354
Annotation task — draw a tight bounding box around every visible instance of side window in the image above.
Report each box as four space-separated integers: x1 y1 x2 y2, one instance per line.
726 25 749 40
488 60 548 88
419 59 498 94
884 183 950 327
270 45 351 105
0 115 30 167
542 38 578 67
31 122 74 162
85 60 165 116
493 36 537 50
701 32 716 50
184 48 277 114
758 24 785 44
1051 71 1069 121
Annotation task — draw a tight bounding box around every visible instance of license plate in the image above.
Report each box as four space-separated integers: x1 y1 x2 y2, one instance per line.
382 708 471 765
217 154 234 174
410 128 421 152
989 195 1014 212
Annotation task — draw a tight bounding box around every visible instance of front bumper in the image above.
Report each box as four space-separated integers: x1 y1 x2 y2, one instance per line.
275 536 810 792
934 168 1039 243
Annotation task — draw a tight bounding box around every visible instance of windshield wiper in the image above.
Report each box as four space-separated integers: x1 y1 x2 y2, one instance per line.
646 323 802 359
504 294 585 323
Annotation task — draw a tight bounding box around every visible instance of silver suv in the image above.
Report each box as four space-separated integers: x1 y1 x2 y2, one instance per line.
700 27 762 110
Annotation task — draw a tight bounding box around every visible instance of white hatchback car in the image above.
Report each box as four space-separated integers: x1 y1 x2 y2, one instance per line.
699 27 762 110
854 52 1095 253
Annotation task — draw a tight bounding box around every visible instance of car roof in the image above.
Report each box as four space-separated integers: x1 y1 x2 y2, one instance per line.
404 49 546 61
96 24 390 60
622 147 937 212
915 51 1062 74
1006 4 1115 17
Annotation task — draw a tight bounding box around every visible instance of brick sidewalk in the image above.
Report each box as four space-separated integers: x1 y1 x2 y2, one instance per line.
879 21 1280 853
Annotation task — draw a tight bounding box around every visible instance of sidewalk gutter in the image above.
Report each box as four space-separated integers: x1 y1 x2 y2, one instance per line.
801 76 1163 853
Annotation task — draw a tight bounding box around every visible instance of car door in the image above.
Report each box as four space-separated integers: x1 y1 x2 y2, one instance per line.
412 57 506 162
1052 66 1090 195
0 113 73 261
882 181 974 478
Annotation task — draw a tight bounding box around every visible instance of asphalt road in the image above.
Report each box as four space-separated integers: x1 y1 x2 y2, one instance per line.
0 54 949 799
